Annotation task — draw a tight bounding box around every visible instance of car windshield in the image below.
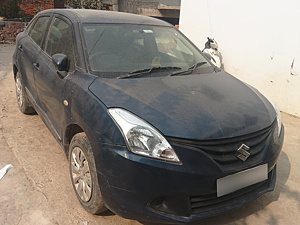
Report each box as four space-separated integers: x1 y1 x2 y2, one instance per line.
82 24 213 78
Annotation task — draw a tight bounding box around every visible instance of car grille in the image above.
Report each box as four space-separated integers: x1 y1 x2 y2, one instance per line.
168 120 276 172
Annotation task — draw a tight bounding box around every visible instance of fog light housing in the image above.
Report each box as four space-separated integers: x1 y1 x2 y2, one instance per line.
149 196 190 217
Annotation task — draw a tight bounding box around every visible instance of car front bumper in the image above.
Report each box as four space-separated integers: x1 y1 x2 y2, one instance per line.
93 125 284 224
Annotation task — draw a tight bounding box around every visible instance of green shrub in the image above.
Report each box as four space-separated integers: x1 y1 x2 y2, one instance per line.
0 0 21 19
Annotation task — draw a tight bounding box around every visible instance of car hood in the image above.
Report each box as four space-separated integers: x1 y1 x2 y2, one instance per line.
89 71 276 140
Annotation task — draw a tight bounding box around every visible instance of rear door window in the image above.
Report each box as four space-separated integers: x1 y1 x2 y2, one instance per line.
29 16 50 47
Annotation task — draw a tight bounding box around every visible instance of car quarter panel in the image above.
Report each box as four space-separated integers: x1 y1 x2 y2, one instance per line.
61 70 126 148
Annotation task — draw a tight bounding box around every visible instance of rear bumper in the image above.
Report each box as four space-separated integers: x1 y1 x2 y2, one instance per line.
93 126 284 224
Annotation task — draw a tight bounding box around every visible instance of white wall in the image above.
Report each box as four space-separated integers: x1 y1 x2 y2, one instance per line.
179 0 300 117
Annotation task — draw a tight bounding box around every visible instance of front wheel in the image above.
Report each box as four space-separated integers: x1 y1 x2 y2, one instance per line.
69 133 106 214
15 72 35 114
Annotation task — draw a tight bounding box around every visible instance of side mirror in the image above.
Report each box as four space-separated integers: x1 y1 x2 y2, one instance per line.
52 53 69 78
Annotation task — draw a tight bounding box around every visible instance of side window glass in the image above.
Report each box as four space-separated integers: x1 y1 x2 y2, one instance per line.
25 21 34 33
45 18 74 61
29 16 50 47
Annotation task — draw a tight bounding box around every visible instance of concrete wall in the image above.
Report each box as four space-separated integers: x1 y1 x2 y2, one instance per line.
179 0 300 117
118 0 180 18
20 0 64 16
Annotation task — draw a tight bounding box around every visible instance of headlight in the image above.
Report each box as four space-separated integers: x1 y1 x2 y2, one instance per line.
108 108 180 163
268 98 282 137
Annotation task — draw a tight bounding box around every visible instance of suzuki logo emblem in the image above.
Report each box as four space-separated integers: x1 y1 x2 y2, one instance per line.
237 144 250 161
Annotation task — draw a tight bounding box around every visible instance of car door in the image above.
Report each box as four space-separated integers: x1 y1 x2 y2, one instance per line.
16 16 51 102
34 16 76 141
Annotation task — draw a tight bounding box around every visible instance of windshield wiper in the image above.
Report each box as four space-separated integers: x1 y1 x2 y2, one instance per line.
117 66 182 79
170 61 207 76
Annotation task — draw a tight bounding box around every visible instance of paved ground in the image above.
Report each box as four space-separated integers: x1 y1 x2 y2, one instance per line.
0 44 299 225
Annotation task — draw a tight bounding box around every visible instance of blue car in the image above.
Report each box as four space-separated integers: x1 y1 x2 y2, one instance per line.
13 9 284 224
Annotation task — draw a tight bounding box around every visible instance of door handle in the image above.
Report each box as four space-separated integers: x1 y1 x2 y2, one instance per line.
33 62 40 71
18 45 23 52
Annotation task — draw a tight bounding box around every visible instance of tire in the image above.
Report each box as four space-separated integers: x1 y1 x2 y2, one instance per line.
69 132 107 214
15 72 35 114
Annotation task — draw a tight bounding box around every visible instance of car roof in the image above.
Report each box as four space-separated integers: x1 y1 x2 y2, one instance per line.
39 9 172 27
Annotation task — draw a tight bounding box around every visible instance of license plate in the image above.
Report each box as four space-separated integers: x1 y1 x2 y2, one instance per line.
217 164 268 197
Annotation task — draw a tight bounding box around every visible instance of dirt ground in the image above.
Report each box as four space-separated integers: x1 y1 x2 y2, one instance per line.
0 44 299 225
